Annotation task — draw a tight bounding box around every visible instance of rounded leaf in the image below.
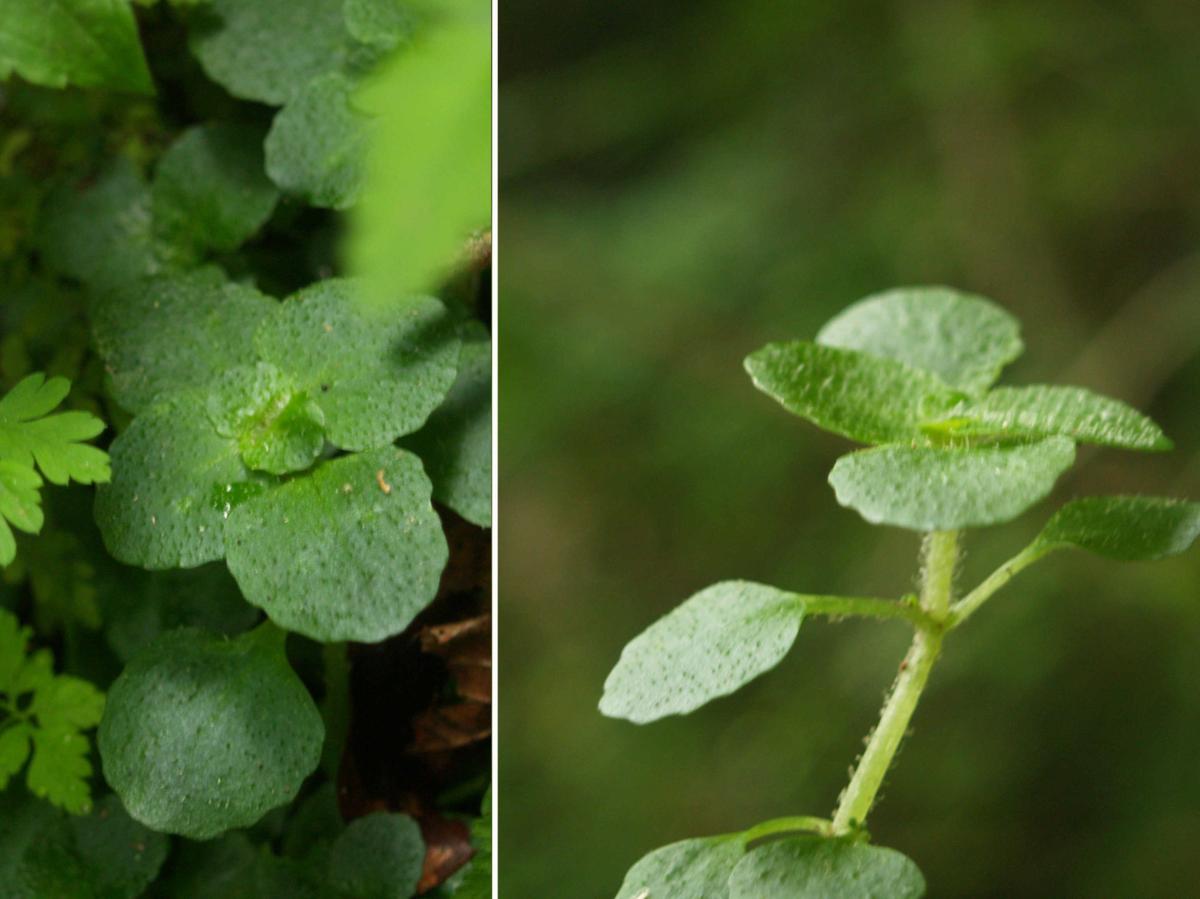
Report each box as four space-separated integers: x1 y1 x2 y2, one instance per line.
744 341 958 445
328 813 425 899
70 794 170 899
98 625 324 839
600 581 803 723
224 447 448 642
728 836 925 898
817 286 1022 394
615 835 744 899
1036 496 1200 560
828 437 1075 531
255 280 461 450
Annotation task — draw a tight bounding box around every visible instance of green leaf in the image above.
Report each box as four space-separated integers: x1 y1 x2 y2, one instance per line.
0 725 32 789
0 461 44 566
327 813 425 899
1034 496 1200 561
348 17 491 303
188 0 350 105
816 286 1022 394
402 323 491 526
744 341 959 445
727 836 925 898
0 792 90 899
69 794 170 899
38 159 164 293
265 72 369 210
600 581 804 723
224 446 448 642
94 393 261 569
98 624 324 839
254 279 460 450
206 363 327 476
91 267 278 414
615 835 744 899
455 788 491 898
926 385 1171 451
342 0 417 53
152 122 280 259
0 373 109 485
0 0 154 95
0 609 105 815
828 437 1076 531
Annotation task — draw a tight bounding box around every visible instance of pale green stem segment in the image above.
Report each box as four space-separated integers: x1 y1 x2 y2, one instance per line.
742 815 834 843
831 531 959 834
948 542 1052 626
799 594 934 630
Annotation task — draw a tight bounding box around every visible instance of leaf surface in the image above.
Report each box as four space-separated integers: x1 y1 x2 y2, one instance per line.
1034 496 1200 560
615 835 744 899
69 794 170 899
94 393 261 569
327 813 425 899
600 581 803 723
0 0 153 94
828 437 1076 531
817 286 1022 394
0 373 109 486
188 0 348 105
402 324 491 526
91 267 277 414
224 447 447 642
254 280 460 450
728 836 925 898
929 385 1170 451
98 624 324 839
152 122 279 259
744 341 958 444
265 72 369 210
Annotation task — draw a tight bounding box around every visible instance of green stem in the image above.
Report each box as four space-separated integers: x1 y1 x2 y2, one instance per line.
948 543 1050 627
799 594 935 630
742 816 834 843
831 531 959 834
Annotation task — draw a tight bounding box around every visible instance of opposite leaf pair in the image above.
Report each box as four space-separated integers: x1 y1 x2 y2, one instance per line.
93 268 462 642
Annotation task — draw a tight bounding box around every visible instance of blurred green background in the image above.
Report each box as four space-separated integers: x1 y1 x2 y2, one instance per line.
498 2 1200 896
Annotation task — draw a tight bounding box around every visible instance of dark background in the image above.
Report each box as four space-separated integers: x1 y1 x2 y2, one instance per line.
499 2 1200 896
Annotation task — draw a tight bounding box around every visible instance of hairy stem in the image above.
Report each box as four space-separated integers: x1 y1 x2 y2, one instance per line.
831 531 959 833
800 594 935 629
948 542 1050 626
742 815 834 843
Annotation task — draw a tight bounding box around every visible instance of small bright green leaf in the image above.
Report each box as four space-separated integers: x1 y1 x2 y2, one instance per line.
98 624 324 839
152 122 280 259
0 0 154 95
95 394 261 569
207 363 327 475
328 813 424 899
829 437 1076 531
91 267 278 414
817 286 1022 394
0 373 109 486
615 835 744 899
254 280 460 450
265 73 369 210
0 607 29 688
224 446 448 642
928 385 1171 451
188 0 349 105
0 725 32 788
728 836 925 899
600 581 804 723
744 341 959 445
402 324 491 526
455 788 491 898
38 159 164 293
69 794 170 899
349 18 491 303
30 676 105 732
0 461 44 566
27 726 98 814
1034 496 1200 561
